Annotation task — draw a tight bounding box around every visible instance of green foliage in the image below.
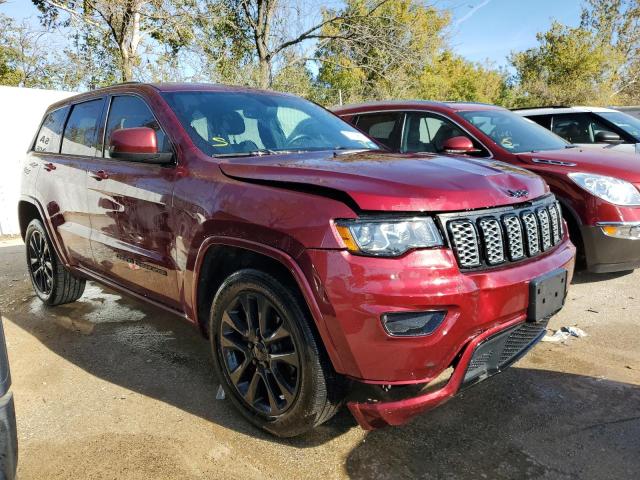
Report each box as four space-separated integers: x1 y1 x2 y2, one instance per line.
509 21 621 107
418 52 510 104
316 0 450 104
314 0 509 106
580 0 640 104
0 13 81 89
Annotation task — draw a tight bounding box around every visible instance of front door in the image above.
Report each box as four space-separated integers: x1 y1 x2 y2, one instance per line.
86 94 180 309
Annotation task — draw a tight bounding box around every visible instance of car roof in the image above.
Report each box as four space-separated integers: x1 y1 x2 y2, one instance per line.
513 106 619 115
46 82 295 111
332 100 507 114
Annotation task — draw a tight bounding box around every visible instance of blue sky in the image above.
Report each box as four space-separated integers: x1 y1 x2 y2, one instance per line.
2 0 584 69
441 0 583 67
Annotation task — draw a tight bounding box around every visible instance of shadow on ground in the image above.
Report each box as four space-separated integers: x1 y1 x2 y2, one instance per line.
571 268 634 285
2 243 640 479
346 368 640 479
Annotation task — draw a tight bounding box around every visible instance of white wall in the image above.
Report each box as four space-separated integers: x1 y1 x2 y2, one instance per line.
0 86 76 235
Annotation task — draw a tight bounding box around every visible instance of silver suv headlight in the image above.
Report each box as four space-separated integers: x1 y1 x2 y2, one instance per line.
568 172 640 206
335 218 444 256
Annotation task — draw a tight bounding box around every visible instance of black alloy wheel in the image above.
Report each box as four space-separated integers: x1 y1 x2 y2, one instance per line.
219 291 301 416
27 229 54 296
24 218 85 306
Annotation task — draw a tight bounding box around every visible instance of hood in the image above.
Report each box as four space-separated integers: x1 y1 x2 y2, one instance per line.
219 150 548 212
518 148 640 183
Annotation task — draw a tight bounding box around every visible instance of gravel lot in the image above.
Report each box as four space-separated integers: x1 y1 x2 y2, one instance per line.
1 237 639 479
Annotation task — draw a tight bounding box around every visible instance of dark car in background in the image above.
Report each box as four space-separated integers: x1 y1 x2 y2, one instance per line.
335 101 640 273
0 318 17 480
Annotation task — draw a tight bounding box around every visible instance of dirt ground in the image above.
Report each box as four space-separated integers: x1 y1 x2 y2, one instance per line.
1 236 639 479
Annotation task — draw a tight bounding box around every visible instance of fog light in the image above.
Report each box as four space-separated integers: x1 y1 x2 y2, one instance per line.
381 310 446 337
599 223 640 240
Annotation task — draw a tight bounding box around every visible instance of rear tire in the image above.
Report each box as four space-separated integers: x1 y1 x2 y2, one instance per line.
209 269 342 437
25 219 85 306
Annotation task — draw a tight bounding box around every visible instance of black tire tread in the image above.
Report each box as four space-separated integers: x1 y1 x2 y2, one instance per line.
210 269 343 437
26 219 85 306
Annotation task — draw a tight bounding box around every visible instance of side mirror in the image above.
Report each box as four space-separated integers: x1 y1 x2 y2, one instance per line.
442 136 477 154
594 131 621 144
109 127 173 164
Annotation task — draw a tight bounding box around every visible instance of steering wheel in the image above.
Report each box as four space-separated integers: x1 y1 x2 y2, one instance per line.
286 133 314 148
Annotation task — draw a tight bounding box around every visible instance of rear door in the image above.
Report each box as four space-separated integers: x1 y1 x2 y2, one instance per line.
34 99 105 267
85 94 180 308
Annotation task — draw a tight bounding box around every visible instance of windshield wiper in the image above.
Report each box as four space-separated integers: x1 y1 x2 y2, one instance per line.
213 148 279 158
565 144 577 149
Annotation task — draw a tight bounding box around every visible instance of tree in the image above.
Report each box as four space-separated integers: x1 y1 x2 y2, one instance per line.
192 0 399 90
0 12 80 89
581 0 640 102
31 0 190 83
418 52 510 105
509 22 621 107
314 0 508 106
316 0 450 104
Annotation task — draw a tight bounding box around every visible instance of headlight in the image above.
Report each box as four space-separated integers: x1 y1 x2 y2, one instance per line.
335 217 444 256
568 172 640 206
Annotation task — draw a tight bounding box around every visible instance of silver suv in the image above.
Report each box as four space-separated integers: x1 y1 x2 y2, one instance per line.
514 106 640 154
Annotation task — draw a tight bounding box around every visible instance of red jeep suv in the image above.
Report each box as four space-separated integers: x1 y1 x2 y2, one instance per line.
20 83 575 436
335 101 640 273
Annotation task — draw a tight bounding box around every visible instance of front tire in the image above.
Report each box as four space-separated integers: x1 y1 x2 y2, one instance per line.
209 269 341 437
25 219 85 306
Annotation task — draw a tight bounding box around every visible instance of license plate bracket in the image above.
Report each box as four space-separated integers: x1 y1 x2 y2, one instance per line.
528 268 567 322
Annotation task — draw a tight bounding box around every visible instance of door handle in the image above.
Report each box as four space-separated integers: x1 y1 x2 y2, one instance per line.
43 162 56 171
91 170 109 181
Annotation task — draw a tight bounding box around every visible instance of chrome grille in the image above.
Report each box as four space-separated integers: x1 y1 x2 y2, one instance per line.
537 208 552 250
548 202 563 244
502 214 525 260
449 220 481 267
521 211 540 256
478 217 505 265
441 197 564 270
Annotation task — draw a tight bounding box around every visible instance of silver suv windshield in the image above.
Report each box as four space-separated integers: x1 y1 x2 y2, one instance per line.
599 111 640 139
162 90 379 157
459 109 569 153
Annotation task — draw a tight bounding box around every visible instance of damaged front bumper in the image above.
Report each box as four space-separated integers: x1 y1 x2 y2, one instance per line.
347 315 547 430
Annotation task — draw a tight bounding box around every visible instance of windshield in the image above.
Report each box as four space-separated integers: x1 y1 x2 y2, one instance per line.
459 110 569 153
162 90 378 156
599 111 640 139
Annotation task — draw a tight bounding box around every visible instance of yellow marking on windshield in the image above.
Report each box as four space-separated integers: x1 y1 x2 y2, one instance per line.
211 137 229 147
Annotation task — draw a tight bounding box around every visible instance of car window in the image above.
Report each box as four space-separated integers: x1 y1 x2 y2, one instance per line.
355 113 403 150
162 91 377 156
551 113 618 144
459 110 568 153
526 114 552 129
104 95 170 158
599 111 640 139
402 112 488 156
34 107 68 153
61 99 104 156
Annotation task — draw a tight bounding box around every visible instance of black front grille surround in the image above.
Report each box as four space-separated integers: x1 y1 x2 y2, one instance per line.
439 196 564 270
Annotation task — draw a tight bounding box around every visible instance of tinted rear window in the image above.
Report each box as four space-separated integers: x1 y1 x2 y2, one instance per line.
355 112 403 150
34 107 68 153
61 99 104 156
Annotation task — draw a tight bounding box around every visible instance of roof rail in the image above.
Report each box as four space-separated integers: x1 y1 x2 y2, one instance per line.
511 105 570 111
445 101 496 107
